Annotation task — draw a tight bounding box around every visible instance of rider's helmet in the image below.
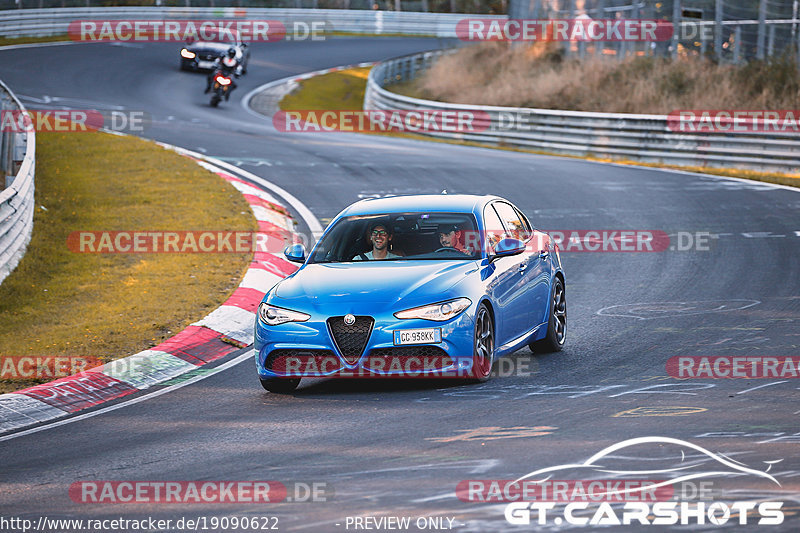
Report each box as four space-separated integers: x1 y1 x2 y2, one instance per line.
226 48 237 59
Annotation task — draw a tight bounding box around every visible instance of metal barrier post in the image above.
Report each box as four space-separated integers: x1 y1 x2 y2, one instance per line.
672 0 681 59
757 0 766 60
0 94 7 182
715 0 723 61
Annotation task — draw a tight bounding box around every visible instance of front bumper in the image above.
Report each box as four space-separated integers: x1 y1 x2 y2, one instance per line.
255 307 476 379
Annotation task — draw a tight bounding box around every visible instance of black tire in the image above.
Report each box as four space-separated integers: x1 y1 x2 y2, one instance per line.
210 94 220 107
471 303 495 382
259 377 300 394
530 276 566 353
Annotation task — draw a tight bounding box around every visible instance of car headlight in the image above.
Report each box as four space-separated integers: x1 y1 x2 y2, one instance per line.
180 48 196 59
394 298 471 321
258 303 310 326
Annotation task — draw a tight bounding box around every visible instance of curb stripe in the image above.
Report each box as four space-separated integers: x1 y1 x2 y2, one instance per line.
0 394 67 432
153 326 238 366
18 373 139 413
222 287 267 313
191 306 258 347
98 350 196 390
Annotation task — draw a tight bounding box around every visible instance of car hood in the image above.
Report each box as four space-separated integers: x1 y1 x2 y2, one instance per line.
273 261 479 311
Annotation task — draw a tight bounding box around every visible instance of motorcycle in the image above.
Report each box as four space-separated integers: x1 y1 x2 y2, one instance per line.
209 71 233 107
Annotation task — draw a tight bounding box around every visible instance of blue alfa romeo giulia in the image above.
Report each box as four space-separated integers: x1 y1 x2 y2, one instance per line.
254 194 566 393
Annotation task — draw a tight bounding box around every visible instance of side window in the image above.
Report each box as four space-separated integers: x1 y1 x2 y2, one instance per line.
483 204 506 254
493 202 530 241
514 206 533 240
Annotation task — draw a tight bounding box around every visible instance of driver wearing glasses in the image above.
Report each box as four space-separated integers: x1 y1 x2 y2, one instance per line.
354 222 400 260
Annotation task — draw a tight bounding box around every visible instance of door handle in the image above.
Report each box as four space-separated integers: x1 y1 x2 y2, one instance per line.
539 250 550 261
518 263 528 272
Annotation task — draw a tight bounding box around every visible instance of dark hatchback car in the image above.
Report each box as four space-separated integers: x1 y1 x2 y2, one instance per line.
179 30 250 73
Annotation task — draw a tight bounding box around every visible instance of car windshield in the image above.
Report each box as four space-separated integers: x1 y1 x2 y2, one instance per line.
309 212 481 263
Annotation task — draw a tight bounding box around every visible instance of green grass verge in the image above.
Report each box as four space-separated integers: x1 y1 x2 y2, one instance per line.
0 132 257 393
280 67 370 111
278 67 798 189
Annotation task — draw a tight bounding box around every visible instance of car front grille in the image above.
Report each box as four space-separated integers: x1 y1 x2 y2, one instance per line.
367 346 453 370
327 316 374 364
265 349 339 374
200 53 218 61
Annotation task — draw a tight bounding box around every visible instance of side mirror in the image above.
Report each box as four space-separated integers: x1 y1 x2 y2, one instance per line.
284 243 306 263
490 238 525 262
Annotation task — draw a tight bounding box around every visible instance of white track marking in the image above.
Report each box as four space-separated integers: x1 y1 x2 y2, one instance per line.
737 381 789 395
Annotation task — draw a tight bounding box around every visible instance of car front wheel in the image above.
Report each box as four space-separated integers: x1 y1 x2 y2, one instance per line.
471 303 495 382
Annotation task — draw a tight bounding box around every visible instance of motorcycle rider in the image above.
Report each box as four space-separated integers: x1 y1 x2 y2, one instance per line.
205 47 243 99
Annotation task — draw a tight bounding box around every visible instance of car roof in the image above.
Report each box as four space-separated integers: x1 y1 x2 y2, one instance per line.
341 194 500 217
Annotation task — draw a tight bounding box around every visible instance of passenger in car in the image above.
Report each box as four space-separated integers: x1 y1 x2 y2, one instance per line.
353 223 400 260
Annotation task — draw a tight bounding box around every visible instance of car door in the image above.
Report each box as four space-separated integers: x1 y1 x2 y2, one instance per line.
495 201 552 332
483 202 529 346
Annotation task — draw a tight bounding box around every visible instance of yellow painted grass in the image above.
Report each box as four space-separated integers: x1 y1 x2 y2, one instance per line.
0 132 257 393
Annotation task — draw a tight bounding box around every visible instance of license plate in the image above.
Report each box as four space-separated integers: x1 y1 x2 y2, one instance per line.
393 328 441 345
197 60 215 69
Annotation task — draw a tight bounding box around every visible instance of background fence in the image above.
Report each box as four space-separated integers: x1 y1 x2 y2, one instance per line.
511 0 800 63
0 0 504 15
365 50 800 174
0 6 503 36
1 1 799 64
0 79 35 286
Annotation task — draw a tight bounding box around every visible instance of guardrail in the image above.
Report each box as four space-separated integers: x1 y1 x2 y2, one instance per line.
0 7 503 38
0 79 35 286
365 51 800 175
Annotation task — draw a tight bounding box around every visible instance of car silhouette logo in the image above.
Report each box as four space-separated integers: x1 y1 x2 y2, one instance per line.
344 314 356 325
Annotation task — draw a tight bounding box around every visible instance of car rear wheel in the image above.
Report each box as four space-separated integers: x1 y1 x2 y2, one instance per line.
471 304 495 382
259 377 300 394
530 276 566 353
